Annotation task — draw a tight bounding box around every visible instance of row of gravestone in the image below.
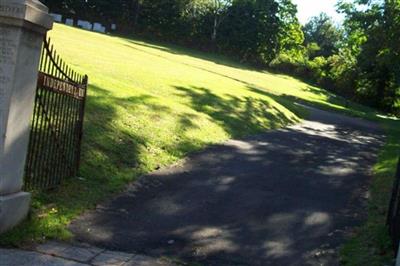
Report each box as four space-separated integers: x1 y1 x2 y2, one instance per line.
50 13 116 33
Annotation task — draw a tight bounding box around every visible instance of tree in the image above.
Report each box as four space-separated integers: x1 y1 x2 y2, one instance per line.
338 0 400 112
303 13 343 58
42 0 89 19
276 0 305 58
208 0 232 43
219 0 280 64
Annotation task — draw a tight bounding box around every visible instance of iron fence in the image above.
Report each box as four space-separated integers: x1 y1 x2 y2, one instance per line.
24 37 88 190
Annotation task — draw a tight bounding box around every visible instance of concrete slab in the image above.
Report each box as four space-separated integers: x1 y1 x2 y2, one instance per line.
0 248 86 266
124 255 176 266
36 241 103 263
91 250 134 266
1 242 178 266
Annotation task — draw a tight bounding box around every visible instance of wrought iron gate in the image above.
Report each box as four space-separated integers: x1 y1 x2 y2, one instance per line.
24 37 88 190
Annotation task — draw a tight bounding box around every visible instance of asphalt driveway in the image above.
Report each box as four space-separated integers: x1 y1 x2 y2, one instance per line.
70 106 385 266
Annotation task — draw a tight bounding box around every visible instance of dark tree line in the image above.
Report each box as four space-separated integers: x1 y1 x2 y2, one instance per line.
42 0 300 65
42 0 400 114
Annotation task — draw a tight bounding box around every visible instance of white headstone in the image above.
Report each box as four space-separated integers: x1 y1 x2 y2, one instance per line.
111 24 116 31
77 19 85 28
93 22 105 33
78 20 91 30
0 0 53 233
50 13 62 22
65 18 74 26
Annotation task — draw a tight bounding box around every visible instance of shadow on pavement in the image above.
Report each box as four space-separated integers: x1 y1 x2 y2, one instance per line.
70 106 385 266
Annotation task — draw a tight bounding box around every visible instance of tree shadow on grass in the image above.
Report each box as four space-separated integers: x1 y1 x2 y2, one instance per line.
81 86 149 183
173 85 299 139
118 32 383 122
121 38 376 121
247 86 380 121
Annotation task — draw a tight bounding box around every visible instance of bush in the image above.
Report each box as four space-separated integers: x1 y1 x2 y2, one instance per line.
270 48 360 101
269 52 326 83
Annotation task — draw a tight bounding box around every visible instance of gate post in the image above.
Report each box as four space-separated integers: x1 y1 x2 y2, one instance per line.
0 0 53 233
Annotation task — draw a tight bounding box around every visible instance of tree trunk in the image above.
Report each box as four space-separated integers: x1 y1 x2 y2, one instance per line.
133 0 140 27
376 70 388 109
211 16 218 42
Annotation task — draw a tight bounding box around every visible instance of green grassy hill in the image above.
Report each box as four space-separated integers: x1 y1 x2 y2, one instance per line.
2 23 399 265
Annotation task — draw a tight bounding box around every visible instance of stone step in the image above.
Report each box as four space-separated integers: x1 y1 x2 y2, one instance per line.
0 241 178 266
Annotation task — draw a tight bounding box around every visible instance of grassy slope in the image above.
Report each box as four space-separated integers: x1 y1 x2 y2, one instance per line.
0 24 399 264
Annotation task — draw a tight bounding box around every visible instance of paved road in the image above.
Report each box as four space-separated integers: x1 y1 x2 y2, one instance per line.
70 106 385 266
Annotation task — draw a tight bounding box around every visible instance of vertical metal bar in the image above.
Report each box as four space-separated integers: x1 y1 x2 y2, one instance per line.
51 53 66 188
65 68 75 176
41 44 58 189
31 40 49 189
76 75 88 174
71 73 81 175
72 72 83 176
39 40 56 189
25 88 42 189
33 40 52 189
55 59 70 184
68 70 78 176
50 54 63 187
24 41 46 189
58 61 70 181
77 75 89 174
37 41 52 189
66 67 77 178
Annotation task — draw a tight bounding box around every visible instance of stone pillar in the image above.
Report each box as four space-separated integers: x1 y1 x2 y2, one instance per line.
0 0 52 233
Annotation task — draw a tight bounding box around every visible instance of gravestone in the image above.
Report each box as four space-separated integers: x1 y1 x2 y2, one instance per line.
50 13 62 22
111 24 116 31
77 19 86 28
78 20 92 30
0 0 53 233
93 22 105 33
65 18 73 26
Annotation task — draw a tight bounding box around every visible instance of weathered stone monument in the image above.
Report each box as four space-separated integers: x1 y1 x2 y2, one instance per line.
0 0 53 232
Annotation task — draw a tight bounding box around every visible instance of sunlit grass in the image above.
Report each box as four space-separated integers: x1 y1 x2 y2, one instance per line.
0 24 399 261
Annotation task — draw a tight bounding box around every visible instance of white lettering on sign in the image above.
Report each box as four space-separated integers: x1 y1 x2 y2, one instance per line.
39 73 85 99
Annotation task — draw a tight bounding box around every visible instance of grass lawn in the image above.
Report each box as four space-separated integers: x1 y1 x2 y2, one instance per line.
1 24 399 264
